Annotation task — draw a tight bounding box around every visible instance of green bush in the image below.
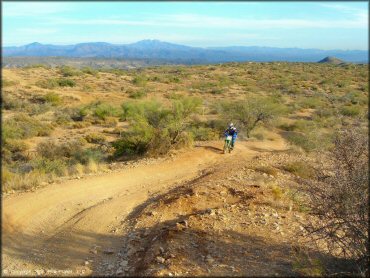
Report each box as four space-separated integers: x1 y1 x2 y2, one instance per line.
299 97 324 109
132 75 147 86
284 132 316 152
340 105 361 117
2 114 53 140
114 97 201 157
59 66 81 77
282 161 315 179
2 95 27 110
72 148 106 164
36 78 76 88
81 67 98 76
127 89 147 99
57 78 76 87
190 126 219 141
2 79 19 87
43 92 62 105
85 133 106 144
31 158 67 176
93 103 120 120
219 97 286 138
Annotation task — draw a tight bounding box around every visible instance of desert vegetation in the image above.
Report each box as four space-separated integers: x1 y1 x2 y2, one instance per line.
2 61 368 275
2 62 368 191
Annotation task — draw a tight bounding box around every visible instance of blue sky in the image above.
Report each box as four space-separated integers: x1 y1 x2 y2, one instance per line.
3 1 368 50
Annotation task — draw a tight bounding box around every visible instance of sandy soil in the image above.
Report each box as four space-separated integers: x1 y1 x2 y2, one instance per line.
2 135 292 276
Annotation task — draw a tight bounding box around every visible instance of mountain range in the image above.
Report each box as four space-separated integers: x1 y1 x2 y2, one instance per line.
3 40 368 64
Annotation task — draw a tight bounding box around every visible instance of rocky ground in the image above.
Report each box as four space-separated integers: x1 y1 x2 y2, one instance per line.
92 151 343 276
2 141 351 277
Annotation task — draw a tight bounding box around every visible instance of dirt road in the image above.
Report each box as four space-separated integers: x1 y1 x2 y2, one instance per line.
2 137 287 276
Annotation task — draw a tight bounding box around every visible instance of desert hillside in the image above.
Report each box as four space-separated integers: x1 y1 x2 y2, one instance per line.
2 62 368 276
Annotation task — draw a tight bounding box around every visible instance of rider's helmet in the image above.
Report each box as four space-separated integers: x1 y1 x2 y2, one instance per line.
229 123 234 128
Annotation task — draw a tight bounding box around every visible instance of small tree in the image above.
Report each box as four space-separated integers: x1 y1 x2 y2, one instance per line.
305 126 368 274
114 97 201 157
220 97 284 137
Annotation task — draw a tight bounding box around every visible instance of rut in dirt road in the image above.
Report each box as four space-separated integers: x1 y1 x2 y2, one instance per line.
2 137 287 276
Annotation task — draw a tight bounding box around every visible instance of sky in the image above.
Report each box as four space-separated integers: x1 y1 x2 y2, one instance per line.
2 1 369 50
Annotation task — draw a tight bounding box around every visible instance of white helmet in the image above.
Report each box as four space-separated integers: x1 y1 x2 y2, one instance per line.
229 123 234 128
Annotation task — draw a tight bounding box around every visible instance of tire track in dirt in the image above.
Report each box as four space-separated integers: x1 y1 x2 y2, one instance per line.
2 135 288 275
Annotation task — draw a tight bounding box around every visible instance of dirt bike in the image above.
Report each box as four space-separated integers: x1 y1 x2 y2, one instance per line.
223 135 233 154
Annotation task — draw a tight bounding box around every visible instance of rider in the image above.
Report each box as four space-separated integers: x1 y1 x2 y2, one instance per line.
224 123 238 150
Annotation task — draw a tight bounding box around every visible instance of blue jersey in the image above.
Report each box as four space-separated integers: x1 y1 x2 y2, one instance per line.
224 128 237 139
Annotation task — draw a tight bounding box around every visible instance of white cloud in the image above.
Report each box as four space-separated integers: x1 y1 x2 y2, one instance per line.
47 12 368 30
3 2 72 17
16 28 58 35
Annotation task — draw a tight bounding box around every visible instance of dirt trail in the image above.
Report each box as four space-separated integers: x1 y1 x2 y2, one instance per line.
2 135 288 276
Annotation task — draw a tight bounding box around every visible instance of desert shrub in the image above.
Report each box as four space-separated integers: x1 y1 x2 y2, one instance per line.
127 89 147 99
85 133 106 144
254 165 278 177
36 139 105 166
284 132 316 152
42 92 62 106
36 140 84 160
2 139 29 163
292 250 324 276
36 79 59 89
132 75 147 86
36 78 76 89
299 97 324 109
2 169 44 192
304 127 368 274
2 114 53 140
81 67 98 75
2 79 19 87
81 101 120 121
219 97 285 138
68 163 84 176
93 103 119 119
85 159 99 173
190 81 225 94
339 105 361 117
282 161 315 179
57 78 76 87
31 158 67 176
73 148 106 165
114 97 201 157
2 95 27 110
313 107 335 119
97 116 118 127
59 66 81 77
190 126 219 141
271 184 283 200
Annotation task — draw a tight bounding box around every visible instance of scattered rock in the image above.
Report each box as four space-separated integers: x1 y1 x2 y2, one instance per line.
156 256 166 264
120 260 128 267
205 255 215 264
103 249 115 255
35 269 44 275
116 268 124 275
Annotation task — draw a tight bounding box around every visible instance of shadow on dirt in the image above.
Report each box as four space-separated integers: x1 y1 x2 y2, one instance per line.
195 145 224 154
119 212 356 276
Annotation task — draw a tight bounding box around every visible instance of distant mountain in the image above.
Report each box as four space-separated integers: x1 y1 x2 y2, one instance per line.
318 56 345 65
3 40 368 64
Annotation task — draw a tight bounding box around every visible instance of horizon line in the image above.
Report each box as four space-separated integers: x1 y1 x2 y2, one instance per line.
4 39 369 52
